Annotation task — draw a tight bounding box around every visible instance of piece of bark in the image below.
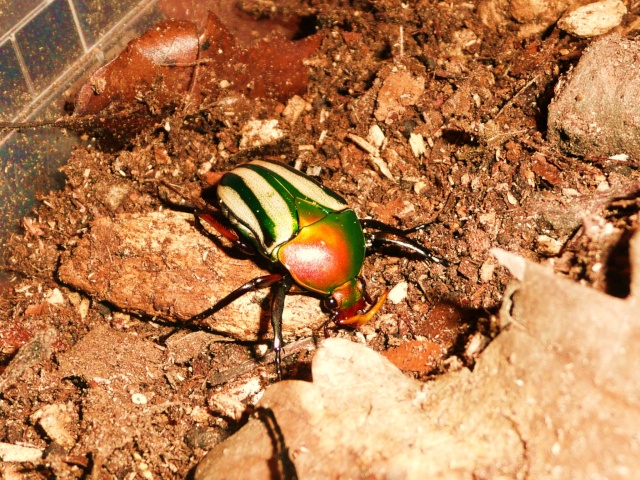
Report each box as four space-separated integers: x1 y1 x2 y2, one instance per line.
58 210 324 341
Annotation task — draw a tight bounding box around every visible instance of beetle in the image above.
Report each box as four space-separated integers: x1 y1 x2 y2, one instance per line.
189 160 447 378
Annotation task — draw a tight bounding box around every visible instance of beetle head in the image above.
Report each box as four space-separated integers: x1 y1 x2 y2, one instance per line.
325 279 388 327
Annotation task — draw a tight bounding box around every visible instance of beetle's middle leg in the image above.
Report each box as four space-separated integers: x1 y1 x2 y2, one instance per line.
188 272 293 379
270 275 294 380
188 273 284 323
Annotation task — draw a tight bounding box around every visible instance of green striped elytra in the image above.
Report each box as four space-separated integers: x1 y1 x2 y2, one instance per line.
192 160 447 378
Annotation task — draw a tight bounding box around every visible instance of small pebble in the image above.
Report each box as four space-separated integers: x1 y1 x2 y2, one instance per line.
558 0 626 38
387 282 408 304
131 393 148 405
368 124 385 148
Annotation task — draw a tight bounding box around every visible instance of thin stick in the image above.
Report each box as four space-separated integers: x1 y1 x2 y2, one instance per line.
0 105 146 131
494 75 539 120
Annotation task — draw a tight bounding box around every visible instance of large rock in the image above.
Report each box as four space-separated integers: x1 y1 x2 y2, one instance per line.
548 34 640 160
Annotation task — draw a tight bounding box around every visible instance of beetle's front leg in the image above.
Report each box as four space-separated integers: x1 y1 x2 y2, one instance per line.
360 218 428 235
365 232 448 266
270 275 294 380
361 219 449 266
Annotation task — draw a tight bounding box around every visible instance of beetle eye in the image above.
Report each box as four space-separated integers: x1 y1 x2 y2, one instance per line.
323 297 338 311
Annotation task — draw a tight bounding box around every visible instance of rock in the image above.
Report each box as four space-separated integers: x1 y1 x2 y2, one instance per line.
44 288 65 306
194 231 640 478
479 0 582 37
558 0 626 38
408 133 426 157
31 403 77 448
282 96 310 124
239 119 283 149
207 378 263 421
548 34 640 160
387 281 408 304
374 69 424 123
195 338 453 480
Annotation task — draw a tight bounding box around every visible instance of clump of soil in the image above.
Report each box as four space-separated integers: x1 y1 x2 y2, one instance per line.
2 0 639 478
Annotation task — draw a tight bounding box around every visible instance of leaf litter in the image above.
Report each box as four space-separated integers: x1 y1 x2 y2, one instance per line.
1 0 640 477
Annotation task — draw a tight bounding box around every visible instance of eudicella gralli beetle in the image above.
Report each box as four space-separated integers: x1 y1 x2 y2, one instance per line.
189 160 448 378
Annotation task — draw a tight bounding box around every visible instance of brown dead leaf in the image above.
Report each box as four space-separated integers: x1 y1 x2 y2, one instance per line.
194 232 640 479
74 19 199 116
71 10 321 144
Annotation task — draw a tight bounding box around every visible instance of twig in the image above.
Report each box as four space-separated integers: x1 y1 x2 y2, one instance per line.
494 75 540 120
206 337 318 385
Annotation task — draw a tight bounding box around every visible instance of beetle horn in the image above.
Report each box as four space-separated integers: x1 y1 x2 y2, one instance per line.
338 289 389 327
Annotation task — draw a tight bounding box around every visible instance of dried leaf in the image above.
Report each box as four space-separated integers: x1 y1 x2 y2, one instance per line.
194 233 640 478
74 20 199 116
71 10 321 144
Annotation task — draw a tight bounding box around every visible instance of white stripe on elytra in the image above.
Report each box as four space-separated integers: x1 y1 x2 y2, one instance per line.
230 167 296 249
251 160 347 211
217 185 265 247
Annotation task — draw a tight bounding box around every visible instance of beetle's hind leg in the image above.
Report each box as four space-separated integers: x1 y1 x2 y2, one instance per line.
361 219 449 266
196 212 255 255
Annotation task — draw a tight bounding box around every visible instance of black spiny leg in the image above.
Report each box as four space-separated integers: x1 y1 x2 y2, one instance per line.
270 275 294 380
188 273 284 323
361 219 449 266
188 273 290 379
360 218 429 235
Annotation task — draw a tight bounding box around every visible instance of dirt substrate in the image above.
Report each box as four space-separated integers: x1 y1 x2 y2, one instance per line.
2 0 640 478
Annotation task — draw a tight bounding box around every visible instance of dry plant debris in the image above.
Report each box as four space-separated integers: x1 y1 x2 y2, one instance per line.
2 0 640 477
196 233 640 479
